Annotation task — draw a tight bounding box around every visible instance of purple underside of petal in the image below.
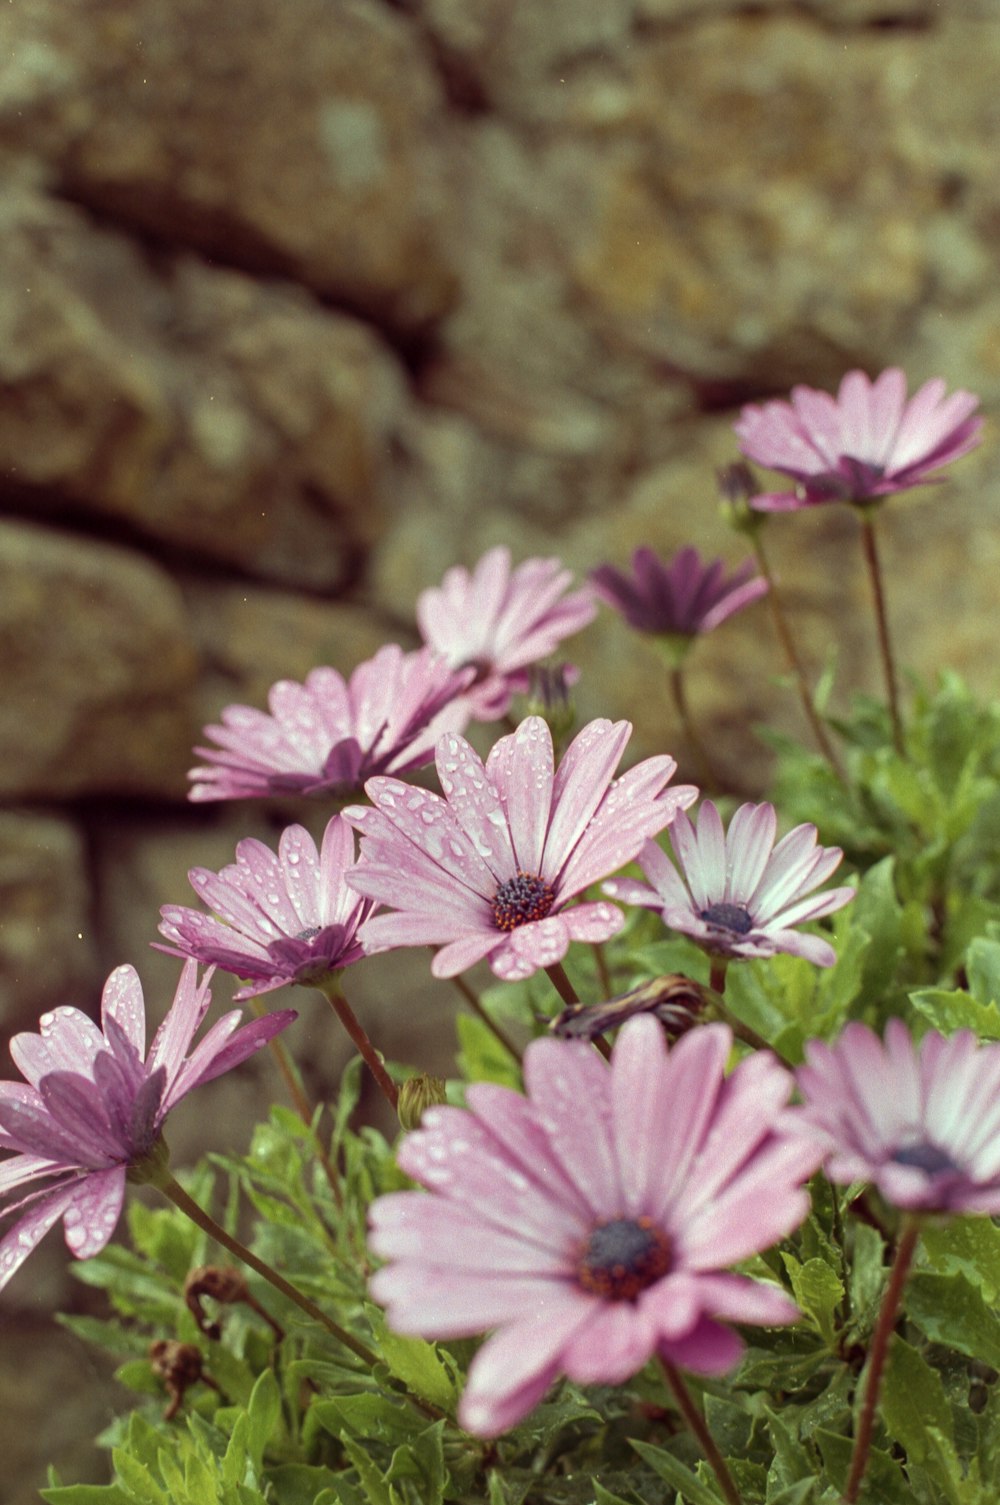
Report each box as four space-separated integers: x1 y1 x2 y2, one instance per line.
167 1009 295 1105
0 1180 82 1292
657 1316 745 1376
457 1295 597 1437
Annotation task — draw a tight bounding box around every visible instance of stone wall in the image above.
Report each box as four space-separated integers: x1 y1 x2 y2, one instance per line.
1 2 999 1489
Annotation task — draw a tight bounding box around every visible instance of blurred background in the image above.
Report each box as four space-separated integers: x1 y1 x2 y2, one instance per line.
2 0 999 1496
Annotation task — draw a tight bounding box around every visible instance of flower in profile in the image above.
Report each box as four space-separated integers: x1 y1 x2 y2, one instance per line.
734 368 982 511
157 815 372 998
795 1019 1000 1213
369 1015 816 1436
590 546 767 650
188 645 472 803
415 546 596 719
344 716 697 982
605 801 853 967
0 962 295 1290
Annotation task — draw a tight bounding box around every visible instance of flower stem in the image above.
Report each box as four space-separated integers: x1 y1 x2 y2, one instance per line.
709 958 728 997
315 980 398 1110
592 941 613 1000
660 1358 744 1505
250 1001 343 1209
857 508 904 756
669 665 720 791
545 962 580 1008
449 973 524 1065
843 1217 921 1504
158 1172 379 1369
752 532 846 782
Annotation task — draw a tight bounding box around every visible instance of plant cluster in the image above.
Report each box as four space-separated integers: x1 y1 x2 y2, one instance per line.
5 369 1000 1505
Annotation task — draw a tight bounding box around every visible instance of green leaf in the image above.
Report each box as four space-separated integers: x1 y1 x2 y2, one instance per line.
245 1369 282 1474
781 1254 843 1345
920 1216 1000 1305
968 937 1000 1008
881 1335 954 1463
907 1272 1000 1368
591 1485 640 1505
455 1012 522 1088
110 1451 168 1505
847 1221 886 1330
339 1436 392 1505
365 1306 458 1412
909 987 1000 1040
629 1439 724 1505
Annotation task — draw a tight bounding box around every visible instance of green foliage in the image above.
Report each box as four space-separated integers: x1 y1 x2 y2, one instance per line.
40 578 1000 1501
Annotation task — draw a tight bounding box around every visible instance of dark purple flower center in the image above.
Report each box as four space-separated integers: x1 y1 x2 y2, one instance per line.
577 1217 672 1302
492 872 556 931
892 1141 960 1176
699 902 754 935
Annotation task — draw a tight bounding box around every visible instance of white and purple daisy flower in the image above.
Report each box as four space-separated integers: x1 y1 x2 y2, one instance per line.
188 645 472 802
157 815 372 998
795 1019 1000 1214
591 546 767 642
369 1015 817 1436
734 368 981 511
416 546 596 719
344 716 697 982
0 962 295 1290
605 801 853 967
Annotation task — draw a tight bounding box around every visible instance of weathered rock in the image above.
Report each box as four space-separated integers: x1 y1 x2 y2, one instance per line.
0 521 198 798
0 187 408 587
0 0 457 331
181 580 402 733
0 810 101 1040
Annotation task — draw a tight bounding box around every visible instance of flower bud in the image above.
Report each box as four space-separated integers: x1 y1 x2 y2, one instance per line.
398 1073 448 1132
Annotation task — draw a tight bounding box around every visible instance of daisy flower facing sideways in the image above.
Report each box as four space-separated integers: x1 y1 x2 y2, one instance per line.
605 801 853 967
795 1019 1000 1214
344 715 697 981
369 1015 817 1436
590 546 767 643
0 962 295 1291
734 367 981 511
188 644 472 802
157 814 373 998
416 546 596 719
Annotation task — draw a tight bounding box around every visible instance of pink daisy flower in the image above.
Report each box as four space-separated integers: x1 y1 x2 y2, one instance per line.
157 815 372 998
795 1019 1000 1214
734 368 981 511
415 546 596 719
343 716 697 982
605 801 853 967
369 1015 816 1436
188 645 472 802
591 546 767 642
0 962 295 1290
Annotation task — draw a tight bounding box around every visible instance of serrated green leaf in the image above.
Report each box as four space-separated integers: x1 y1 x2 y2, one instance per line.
340 1435 392 1505
365 1305 457 1412
781 1254 843 1345
629 1439 723 1505
111 1450 168 1505
847 1221 886 1330
907 1272 1000 1368
920 1217 1000 1305
909 987 1000 1040
312 1393 427 1447
881 1335 954 1461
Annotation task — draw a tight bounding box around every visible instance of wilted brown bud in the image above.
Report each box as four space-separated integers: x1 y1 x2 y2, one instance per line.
148 1339 219 1421
185 1264 283 1340
397 1073 448 1132
551 974 716 1044
716 460 764 536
